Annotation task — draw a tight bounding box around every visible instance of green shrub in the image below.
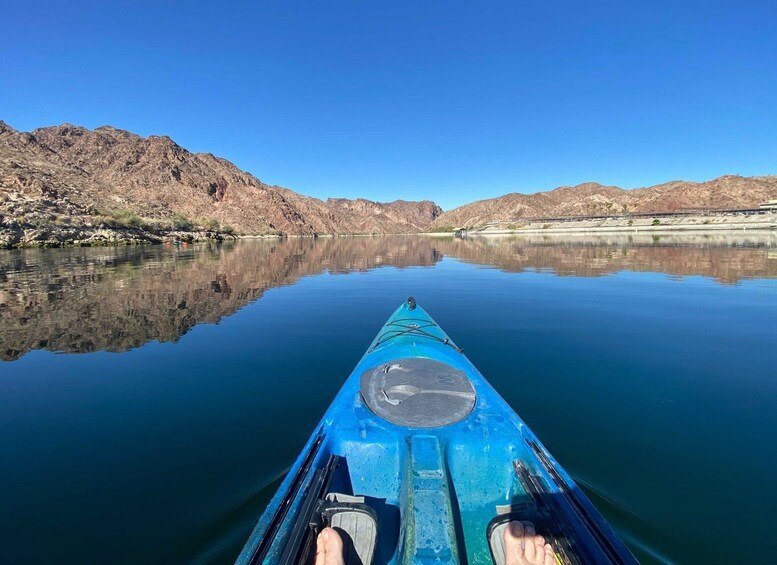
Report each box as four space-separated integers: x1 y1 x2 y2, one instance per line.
111 209 143 228
170 214 192 231
203 218 220 231
222 224 235 235
652 218 661 226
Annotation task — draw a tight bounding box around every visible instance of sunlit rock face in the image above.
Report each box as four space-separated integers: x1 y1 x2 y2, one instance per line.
431 175 777 229
0 120 442 243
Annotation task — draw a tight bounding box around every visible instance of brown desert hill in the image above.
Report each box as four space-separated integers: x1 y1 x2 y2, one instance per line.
431 175 777 229
0 120 442 238
4 119 774 239
325 198 444 234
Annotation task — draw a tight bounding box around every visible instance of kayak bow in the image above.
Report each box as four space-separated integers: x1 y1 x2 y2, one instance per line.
237 298 636 564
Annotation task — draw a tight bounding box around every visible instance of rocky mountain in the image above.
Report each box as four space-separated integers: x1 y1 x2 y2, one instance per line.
4 119 774 242
0 121 442 245
325 198 444 234
431 175 777 229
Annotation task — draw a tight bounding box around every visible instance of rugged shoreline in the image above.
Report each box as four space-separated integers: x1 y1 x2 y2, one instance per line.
0 221 238 249
0 223 426 249
446 211 777 236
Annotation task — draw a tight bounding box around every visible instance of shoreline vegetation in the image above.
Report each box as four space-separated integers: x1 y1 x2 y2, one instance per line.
0 213 438 249
0 211 242 249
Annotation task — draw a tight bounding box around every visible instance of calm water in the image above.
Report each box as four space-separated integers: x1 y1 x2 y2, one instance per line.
1 234 776 564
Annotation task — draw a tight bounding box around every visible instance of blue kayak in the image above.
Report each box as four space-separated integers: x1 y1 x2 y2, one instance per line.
237 298 637 564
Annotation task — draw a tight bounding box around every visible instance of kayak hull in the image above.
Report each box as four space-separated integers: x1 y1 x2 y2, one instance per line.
237 300 636 564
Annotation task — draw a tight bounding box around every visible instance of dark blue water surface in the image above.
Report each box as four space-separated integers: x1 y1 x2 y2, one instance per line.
1 235 776 564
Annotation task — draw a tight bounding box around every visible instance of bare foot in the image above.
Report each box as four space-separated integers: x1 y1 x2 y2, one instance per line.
314 527 345 565
504 521 555 565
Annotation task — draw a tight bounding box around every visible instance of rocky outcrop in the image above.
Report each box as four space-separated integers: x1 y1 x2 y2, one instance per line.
0 120 443 246
431 175 777 229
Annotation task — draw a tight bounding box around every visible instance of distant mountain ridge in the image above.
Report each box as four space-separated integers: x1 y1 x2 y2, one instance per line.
2 120 775 242
0 120 442 238
431 175 777 229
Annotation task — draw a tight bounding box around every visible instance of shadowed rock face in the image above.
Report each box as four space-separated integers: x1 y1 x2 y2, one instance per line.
1 235 775 360
0 120 442 238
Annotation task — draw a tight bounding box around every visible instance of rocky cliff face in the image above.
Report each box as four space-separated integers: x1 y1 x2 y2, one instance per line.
431 175 777 228
0 121 443 242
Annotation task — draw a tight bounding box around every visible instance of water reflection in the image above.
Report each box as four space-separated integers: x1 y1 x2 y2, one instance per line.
1 233 775 360
440 233 777 282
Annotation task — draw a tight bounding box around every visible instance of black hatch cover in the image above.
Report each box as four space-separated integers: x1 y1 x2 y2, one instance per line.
360 358 476 428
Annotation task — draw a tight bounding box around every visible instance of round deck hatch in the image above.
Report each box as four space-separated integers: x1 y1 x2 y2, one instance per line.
360 358 476 428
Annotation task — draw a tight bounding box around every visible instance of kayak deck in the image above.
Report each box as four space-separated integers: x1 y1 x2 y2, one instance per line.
237 299 636 564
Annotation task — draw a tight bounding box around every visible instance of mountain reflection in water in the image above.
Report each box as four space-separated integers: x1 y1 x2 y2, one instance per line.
1 233 776 360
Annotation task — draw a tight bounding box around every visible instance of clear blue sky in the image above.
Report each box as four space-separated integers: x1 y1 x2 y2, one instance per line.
2 1 775 210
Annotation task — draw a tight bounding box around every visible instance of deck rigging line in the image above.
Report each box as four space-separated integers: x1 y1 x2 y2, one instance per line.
368 317 463 353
